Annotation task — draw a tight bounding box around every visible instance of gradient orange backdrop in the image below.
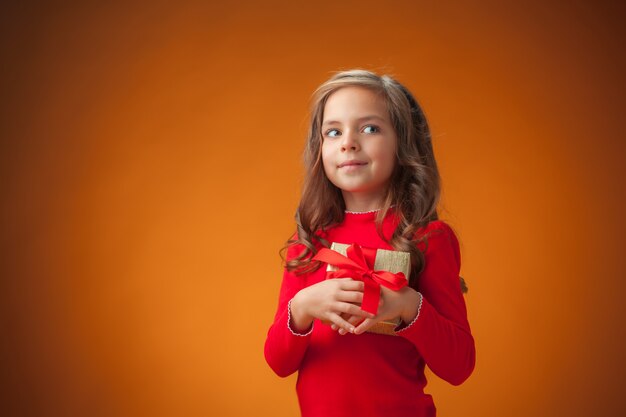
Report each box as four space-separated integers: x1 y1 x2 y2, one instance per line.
1 1 625 416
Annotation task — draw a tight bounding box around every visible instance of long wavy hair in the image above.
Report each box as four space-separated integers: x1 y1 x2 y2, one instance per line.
283 69 466 292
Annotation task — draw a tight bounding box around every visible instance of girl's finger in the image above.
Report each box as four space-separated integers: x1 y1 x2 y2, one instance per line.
330 314 364 335
336 301 375 318
347 315 365 326
354 318 377 335
338 290 364 304
339 280 365 291
332 312 357 331
327 312 355 334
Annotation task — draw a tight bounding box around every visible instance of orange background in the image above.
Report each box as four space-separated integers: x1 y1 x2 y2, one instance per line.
1 1 625 416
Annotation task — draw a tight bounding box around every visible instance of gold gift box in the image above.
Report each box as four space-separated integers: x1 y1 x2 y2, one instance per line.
327 242 411 336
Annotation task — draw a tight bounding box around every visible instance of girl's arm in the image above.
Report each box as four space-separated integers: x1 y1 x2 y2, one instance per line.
353 220 476 385
264 243 370 377
396 220 475 385
263 259 313 378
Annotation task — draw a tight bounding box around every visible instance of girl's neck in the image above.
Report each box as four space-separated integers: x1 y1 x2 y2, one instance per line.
342 191 386 213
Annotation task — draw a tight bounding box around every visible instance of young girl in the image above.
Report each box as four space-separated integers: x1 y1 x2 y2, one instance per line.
264 69 475 417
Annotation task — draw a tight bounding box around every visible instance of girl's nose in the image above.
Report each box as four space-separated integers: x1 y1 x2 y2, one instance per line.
340 130 360 152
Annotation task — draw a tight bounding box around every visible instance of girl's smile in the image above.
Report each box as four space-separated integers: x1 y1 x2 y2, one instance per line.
321 86 398 211
338 159 368 169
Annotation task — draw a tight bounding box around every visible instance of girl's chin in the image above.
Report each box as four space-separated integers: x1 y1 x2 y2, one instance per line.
339 187 386 198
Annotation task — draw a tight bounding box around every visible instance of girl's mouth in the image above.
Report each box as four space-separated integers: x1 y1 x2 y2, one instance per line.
338 160 367 168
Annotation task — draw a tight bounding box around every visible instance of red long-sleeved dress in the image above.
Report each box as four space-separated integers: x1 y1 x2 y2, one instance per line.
264 209 475 417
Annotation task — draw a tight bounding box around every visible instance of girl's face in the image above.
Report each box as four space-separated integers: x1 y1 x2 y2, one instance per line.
321 86 397 207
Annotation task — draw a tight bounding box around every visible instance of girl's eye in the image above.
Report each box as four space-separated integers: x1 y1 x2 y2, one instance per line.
325 129 341 138
363 125 379 134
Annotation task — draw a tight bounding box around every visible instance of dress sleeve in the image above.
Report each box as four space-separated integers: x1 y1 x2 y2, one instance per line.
395 221 476 385
264 242 314 377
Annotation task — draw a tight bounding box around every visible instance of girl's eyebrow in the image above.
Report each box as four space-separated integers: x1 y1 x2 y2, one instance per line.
322 115 387 126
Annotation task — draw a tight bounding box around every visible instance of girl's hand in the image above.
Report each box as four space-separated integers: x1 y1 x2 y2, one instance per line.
331 314 367 335
348 286 421 335
290 278 375 334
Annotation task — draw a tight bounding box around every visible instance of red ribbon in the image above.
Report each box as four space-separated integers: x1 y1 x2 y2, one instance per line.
312 243 407 315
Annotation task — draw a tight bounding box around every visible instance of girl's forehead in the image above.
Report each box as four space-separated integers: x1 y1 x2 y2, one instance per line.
322 86 389 121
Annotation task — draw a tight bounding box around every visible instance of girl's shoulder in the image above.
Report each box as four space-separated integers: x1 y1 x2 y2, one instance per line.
416 219 455 236
414 220 460 255
284 230 326 261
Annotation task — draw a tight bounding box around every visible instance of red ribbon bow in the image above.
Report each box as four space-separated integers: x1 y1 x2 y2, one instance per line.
313 243 407 315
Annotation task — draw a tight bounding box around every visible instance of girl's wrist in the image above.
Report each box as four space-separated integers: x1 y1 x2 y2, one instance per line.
400 288 422 324
290 292 314 331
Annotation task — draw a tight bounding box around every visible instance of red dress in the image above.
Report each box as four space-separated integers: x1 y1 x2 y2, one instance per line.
264 210 475 417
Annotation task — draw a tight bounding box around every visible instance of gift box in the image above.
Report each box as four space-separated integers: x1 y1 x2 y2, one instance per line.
325 242 411 336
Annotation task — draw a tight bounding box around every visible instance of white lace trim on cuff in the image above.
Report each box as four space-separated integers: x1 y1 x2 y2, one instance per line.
395 292 423 333
287 299 314 337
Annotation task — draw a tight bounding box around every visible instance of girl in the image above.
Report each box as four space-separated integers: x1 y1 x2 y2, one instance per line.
264 69 475 417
